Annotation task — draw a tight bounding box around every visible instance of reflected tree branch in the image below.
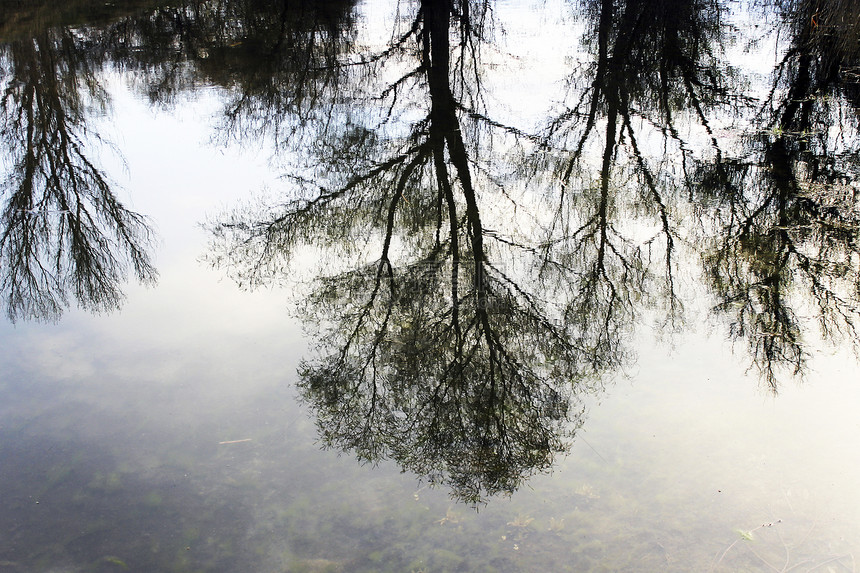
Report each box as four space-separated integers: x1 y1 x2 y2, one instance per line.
1 29 157 322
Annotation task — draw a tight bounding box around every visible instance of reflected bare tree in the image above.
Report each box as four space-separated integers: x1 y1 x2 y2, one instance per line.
0 29 157 322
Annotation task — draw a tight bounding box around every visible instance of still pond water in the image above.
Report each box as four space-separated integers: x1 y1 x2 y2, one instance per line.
1 0 859 571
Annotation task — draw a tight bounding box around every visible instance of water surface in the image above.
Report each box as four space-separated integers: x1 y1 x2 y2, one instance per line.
1 0 859 571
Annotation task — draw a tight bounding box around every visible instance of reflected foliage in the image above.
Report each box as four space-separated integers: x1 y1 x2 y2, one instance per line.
697 0 860 387
3 0 860 500
0 26 156 322
104 0 357 115
299 260 582 503
204 0 860 499
534 0 740 368
0 0 356 321
211 0 597 502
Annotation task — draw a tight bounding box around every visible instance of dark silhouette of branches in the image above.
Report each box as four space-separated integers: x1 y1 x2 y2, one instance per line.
698 0 860 389
206 0 605 503
534 0 740 358
0 29 156 321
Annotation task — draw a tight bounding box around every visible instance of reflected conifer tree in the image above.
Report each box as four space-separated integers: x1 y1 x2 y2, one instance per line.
697 0 860 389
0 28 157 322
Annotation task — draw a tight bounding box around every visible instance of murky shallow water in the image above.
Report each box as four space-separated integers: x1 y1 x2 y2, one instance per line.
2 0 860 571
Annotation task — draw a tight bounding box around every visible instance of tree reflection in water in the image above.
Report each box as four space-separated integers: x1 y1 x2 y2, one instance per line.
209 0 594 503
0 25 157 322
204 0 860 501
2 0 859 502
696 0 860 388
